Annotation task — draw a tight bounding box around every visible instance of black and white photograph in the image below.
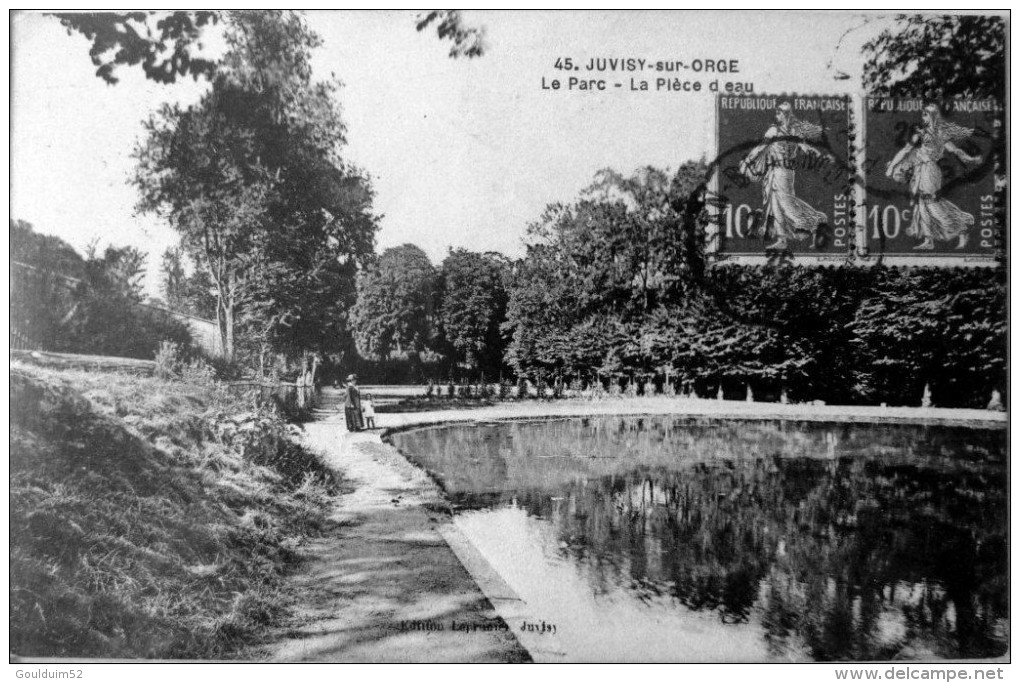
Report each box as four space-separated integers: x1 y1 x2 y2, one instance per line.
8 9 1009 673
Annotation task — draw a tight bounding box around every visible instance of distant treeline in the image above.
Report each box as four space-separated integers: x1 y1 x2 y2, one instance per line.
10 220 195 360
344 164 1006 409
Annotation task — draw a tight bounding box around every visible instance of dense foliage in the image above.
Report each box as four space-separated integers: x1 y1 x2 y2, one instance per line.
61 246 194 359
862 14 1005 100
349 244 438 360
134 12 379 367
54 11 221 84
436 248 510 377
10 220 193 359
497 163 1006 408
11 219 86 277
58 10 485 85
159 247 218 320
337 153 1005 408
415 11 486 58
53 9 493 373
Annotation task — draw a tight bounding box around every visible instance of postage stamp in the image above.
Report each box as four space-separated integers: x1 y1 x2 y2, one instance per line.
714 95 853 256
862 98 1001 256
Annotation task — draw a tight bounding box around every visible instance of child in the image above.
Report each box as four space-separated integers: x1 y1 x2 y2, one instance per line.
362 394 376 429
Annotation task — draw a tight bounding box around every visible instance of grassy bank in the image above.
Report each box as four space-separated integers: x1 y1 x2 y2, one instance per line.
10 362 342 659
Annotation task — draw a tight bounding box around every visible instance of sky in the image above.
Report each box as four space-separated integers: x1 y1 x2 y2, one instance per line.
10 11 894 297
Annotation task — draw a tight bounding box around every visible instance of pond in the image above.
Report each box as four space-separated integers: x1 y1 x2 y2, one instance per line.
387 417 1008 662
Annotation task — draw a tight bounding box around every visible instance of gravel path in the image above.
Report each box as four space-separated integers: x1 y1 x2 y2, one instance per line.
266 418 530 663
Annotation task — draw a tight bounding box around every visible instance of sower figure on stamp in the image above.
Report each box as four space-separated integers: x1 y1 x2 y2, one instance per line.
344 374 364 432
885 103 981 250
740 101 831 251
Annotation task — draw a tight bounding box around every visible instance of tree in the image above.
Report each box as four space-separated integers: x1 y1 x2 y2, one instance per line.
673 265 870 401
160 247 217 319
849 268 1006 407
504 163 708 380
350 244 437 360
415 11 485 58
53 11 220 84
10 220 83 350
584 165 700 313
10 220 192 357
437 248 510 376
505 161 955 403
10 219 85 277
504 202 610 378
87 244 146 304
134 86 270 361
134 11 378 364
862 14 1006 100
57 10 484 85
59 244 193 358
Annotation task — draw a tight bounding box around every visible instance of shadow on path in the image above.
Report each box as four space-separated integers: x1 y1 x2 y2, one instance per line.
265 425 530 663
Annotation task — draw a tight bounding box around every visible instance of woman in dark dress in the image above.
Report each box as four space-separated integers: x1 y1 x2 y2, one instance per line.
344 374 364 432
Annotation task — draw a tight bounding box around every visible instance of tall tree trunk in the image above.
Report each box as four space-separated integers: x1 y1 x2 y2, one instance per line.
225 290 235 362
216 274 236 362
213 262 234 362
216 296 229 360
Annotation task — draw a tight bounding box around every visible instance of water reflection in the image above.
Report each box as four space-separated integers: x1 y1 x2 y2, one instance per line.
389 418 1007 661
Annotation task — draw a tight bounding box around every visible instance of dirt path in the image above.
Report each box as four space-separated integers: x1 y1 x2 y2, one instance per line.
265 415 530 663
